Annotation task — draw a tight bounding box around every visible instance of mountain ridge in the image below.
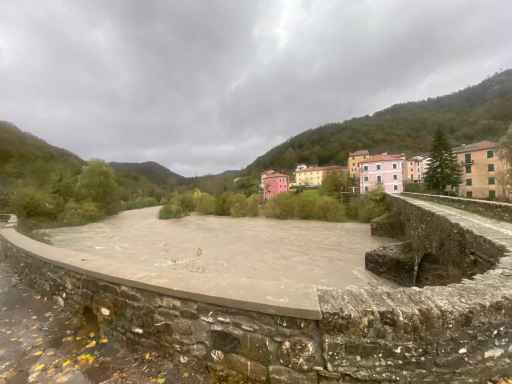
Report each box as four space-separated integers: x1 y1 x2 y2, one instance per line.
243 69 512 174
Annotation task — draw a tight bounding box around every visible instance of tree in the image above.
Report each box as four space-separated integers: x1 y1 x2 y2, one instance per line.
424 129 462 193
76 160 120 214
320 172 351 198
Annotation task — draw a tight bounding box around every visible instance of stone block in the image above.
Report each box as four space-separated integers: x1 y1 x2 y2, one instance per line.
224 354 267 382
278 337 319 372
241 332 275 365
268 365 317 384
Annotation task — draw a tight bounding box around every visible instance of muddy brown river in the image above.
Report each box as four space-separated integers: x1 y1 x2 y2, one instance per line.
40 206 394 290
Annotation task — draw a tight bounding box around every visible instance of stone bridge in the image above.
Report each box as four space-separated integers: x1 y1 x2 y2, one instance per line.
1 195 512 383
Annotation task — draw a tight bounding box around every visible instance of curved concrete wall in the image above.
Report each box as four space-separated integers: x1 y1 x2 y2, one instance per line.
1 197 512 383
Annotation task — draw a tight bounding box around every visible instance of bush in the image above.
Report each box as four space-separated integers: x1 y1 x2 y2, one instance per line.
262 193 296 219
10 186 63 220
159 203 188 220
295 193 317 220
215 192 235 216
314 196 346 222
230 193 248 217
348 190 388 222
195 193 216 215
124 196 159 210
59 200 104 226
246 194 260 217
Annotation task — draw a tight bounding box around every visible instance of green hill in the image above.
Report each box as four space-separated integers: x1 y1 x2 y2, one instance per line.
244 69 512 174
0 121 84 190
110 161 185 187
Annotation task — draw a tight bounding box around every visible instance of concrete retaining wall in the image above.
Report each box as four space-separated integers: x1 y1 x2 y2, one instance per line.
2 196 512 383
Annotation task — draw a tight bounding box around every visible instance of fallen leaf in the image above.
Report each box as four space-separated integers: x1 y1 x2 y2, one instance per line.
33 351 44 357
85 340 96 349
99 336 109 344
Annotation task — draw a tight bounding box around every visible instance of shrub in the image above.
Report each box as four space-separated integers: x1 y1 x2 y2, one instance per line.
246 194 260 217
230 193 248 217
59 200 104 226
215 192 235 216
124 196 159 210
195 193 216 215
314 196 346 222
10 186 63 220
295 193 317 220
262 193 296 219
159 203 188 220
348 190 388 222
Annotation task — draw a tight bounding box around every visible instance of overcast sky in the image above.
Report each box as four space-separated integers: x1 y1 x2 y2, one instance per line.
1 1 511 176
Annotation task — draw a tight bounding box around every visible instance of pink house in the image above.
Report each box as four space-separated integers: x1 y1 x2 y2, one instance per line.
359 154 405 194
261 170 289 200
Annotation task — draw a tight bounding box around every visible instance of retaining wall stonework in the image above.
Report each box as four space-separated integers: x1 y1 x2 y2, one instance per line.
2 197 512 383
401 192 512 223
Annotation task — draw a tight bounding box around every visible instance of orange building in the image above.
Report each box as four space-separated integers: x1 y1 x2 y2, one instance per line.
453 141 508 200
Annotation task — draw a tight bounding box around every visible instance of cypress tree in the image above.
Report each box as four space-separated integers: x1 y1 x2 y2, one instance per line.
424 129 462 193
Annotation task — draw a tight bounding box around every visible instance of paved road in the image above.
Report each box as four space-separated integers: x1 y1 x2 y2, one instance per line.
0 262 177 384
40 207 394 290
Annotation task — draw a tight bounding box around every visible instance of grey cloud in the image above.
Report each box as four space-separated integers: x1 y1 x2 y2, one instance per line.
0 0 511 176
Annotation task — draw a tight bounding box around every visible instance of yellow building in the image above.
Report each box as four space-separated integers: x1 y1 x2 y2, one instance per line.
453 140 508 200
348 150 370 177
294 165 346 187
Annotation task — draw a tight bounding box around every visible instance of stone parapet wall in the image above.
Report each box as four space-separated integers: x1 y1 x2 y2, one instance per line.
401 192 512 223
2 197 512 383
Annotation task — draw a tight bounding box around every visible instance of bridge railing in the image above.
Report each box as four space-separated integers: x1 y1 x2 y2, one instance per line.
400 192 512 223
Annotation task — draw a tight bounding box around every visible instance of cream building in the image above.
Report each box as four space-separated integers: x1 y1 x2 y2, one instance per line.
348 150 370 178
453 140 508 200
404 155 430 184
294 165 346 187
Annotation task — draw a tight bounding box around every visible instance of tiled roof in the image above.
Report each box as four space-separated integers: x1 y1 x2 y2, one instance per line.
295 165 346 173
452 140 497 153
349 149 370 156
262 171 289 178
360 154 404 164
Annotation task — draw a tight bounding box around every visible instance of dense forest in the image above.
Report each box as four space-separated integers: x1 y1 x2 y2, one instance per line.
244 69 512 175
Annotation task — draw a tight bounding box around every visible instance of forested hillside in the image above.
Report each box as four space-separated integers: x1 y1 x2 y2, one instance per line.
110 161 185 187
244 69 512 174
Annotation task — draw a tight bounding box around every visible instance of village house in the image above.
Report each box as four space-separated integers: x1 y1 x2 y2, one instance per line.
261 170 289 200
453 140 507 200
348 149 370 178
294 165 346 187
404 155 430 184
359 153 405 194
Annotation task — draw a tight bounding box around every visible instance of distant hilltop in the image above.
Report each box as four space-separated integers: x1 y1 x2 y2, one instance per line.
244 69 512 175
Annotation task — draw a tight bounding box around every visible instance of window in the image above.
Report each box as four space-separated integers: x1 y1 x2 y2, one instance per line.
392 163 397 169
465 153 471 163
465 165 472 174
364 176 368 182
393 185 398 191
489 190 496 200
489 177 496 185
393 174 398 180
488 164 495 172
364 186 369 192
466 179 472 186
376 164 381 170
363 165 368 172
466 191 473 198
377 176 382 184
487 150 494 159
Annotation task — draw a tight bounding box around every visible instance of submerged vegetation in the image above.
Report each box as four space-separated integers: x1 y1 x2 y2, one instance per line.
159 185 388 223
